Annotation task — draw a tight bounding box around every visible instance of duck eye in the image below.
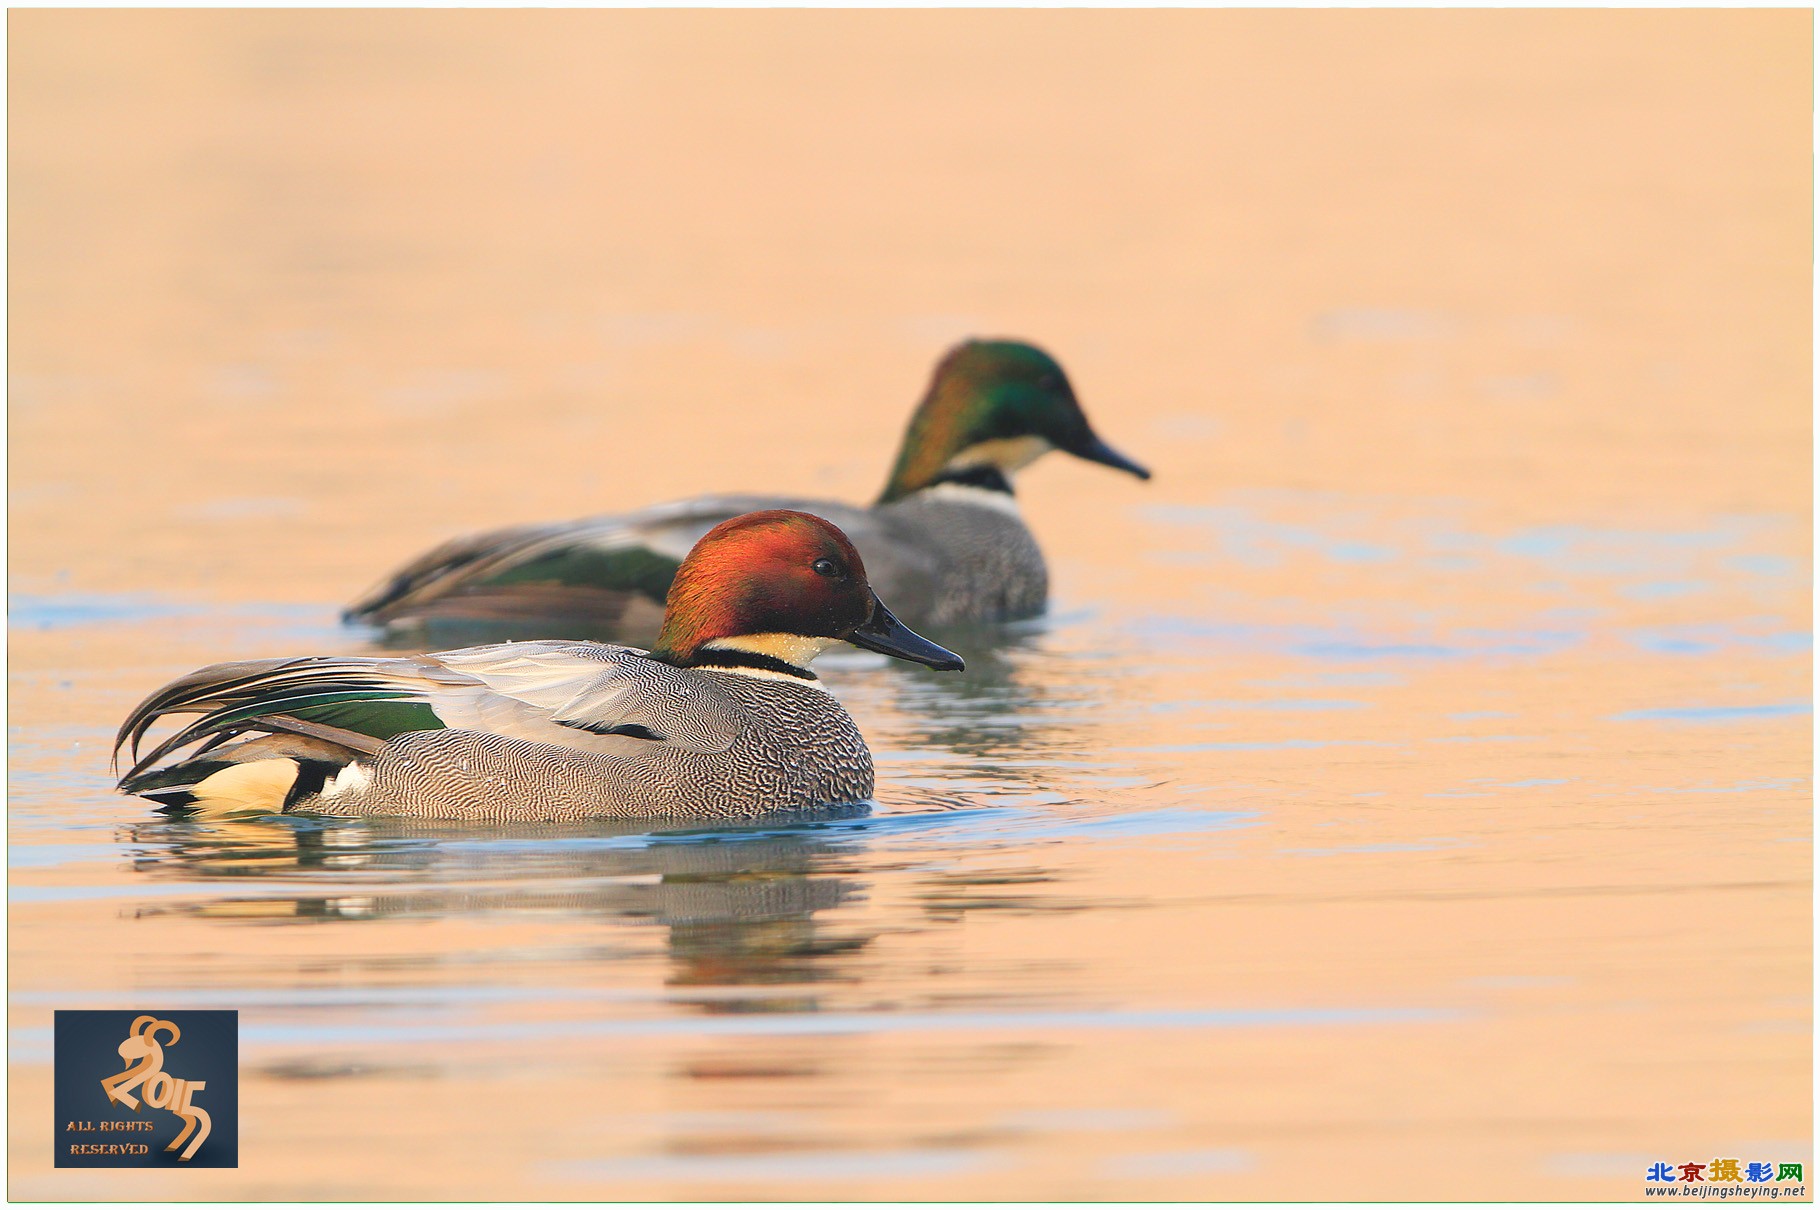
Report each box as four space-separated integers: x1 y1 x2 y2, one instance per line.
812 558 841 579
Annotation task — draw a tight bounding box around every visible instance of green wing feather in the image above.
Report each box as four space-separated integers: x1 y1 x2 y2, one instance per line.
291 698 442 738
483 546 680 599
114 659 451 787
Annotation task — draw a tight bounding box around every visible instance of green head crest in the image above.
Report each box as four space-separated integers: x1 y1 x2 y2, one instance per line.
877 340 1151 503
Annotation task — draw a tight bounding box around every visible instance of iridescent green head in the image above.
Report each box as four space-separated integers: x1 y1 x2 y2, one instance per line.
877 340 1151 505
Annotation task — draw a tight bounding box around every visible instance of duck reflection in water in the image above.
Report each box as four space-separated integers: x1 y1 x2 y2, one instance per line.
126 808 877 1012
852 618 1113 791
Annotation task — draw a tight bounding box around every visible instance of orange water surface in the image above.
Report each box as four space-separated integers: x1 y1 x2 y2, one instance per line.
8 10 1811 1201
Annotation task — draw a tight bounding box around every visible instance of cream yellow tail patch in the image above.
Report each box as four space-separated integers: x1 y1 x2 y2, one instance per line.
187 758 300 815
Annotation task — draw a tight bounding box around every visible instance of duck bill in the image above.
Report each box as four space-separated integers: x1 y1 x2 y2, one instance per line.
847 595 965 671
1071 433 1152 481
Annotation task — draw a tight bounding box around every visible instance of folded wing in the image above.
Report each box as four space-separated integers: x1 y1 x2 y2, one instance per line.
114 642 748 792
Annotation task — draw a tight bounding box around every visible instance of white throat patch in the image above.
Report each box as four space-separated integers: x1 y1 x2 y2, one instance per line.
917 481 1023 517
944 435 1054 475
709 665 836 692
696 634 837 693
706 633 834 665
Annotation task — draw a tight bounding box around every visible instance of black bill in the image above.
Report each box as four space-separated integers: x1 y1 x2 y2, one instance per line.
847 595 965 671
1070 433 1152 480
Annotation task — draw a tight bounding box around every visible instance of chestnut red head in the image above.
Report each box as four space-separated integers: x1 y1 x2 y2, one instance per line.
652 510 963 672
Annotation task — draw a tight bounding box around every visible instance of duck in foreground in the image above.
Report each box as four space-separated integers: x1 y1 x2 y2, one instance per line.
344 339 1150 643
115 511 963 821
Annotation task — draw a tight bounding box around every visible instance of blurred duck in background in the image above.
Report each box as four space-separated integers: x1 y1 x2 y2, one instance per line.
116 511 963 822
344 339 1151 644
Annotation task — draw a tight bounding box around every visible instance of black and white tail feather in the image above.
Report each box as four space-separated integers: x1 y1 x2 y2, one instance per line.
113 657 410 813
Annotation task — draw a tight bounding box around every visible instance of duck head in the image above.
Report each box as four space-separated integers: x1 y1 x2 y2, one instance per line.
651 510 965 677
877 339 1152 504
